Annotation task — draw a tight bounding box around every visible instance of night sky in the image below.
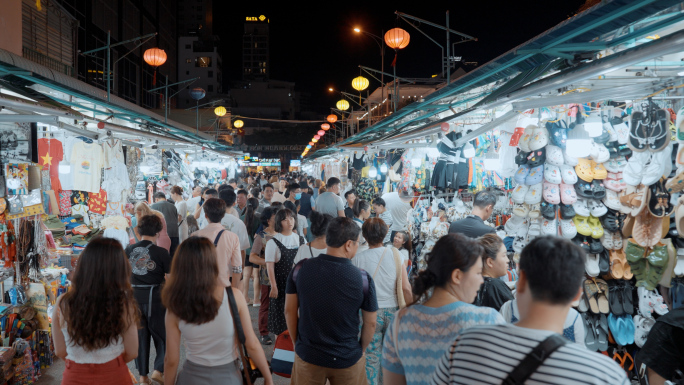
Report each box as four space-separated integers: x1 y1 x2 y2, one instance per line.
213 0 587 115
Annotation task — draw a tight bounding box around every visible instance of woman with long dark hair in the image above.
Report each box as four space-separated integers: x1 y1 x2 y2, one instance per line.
248 207 277 345
265 208 304 336
241 197 261 305
380 233 504 385
53 237 139 384
163 237 273 385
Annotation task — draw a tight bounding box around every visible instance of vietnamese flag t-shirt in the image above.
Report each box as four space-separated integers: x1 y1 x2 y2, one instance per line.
37 138 64 192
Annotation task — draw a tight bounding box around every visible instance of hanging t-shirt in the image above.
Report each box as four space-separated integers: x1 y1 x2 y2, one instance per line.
102 161 130 202
70 141 104 193
71 204 90 226
37 138 64 192
103 139 125 169
124 240 172 303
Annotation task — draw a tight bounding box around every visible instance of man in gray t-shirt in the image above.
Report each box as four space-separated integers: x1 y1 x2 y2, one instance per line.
315 177 345 218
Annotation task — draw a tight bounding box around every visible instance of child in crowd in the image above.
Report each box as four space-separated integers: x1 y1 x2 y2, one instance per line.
373 198 393 245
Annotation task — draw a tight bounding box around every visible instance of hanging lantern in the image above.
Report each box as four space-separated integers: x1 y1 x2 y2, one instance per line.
336 99 350 111
306 145 312 149
312 138 318 143
308 142 314 146
143 48 167 67
440 122 450 132
326 115 337 124
214 106 227 117
314 135 321 140
384 28 410 50
321 123 331 130
233 119 244 128
351 76 369 92
364 146 369 152
318 130 325 136
97 122 106 129
189 87 206 100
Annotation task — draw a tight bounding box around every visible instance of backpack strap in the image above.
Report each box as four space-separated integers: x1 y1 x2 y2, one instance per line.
213 230 225 247
292 259 307 284
360 269 370 298
502 334 567 385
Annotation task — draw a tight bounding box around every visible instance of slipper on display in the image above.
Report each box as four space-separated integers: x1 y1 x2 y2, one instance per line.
586 254 601 277
623 151 651 186
575 158 594 182
603 117 618 142
559 203 576 219
528 203 541 219
666 169 684 193
599 208 620 233
604 173 622 192
545 145 565 167
546 120 568 149
575 180 594 199
542 182 561 205
637 287 654 318
528 125 549 151
572 198 591 217
613 232 623 250
592 161 608 180
505 214 526 234
629 112 649 152
560 183 578 205
541 218 557 235
515 151 530 165
596 280 611 315
527 148 546 168
514 164 531 185
518 125 535 152
611 116 630 145
591 143 611 163
509 126 526 147
601 233 614 251
675 197 684 236
582 314 599 351
559 219 577 239
605 156 627 173
649 109 671 152
641 152 666 187
540 201 557 220
588 215 604 239
592 180 607 200
512 203 529 218
512 184 530 204
590 238 604 254
675 249 684 277
525 165 544 186
544 164 562 184
525 183 543 204
588 200 608 217
560 164 578 184
512 236 526 253
631 184 649 217
632 210 662 249
574 215 592 236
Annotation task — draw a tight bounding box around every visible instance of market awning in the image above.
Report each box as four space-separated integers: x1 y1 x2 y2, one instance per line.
0 47 241 155
312 0 684 154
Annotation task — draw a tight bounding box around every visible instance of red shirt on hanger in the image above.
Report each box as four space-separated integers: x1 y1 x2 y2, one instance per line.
38 138 64 192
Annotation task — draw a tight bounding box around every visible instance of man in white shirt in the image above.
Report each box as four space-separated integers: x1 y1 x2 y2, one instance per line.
196 188 218 229
381 189 413 242
185 186 202 216
219 190 251 268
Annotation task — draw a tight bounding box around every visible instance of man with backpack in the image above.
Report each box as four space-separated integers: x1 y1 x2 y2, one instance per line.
285 217 378 384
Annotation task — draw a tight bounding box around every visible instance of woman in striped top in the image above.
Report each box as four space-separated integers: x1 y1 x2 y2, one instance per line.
381 233 504 385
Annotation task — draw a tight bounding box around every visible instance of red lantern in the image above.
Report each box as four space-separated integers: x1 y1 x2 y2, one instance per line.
143 48 167 67
384 28 410 50
326 115 337 124
314 135 321 140
321 123 331 130
440 122 450 132
308 142 314 146
97 122 105 129
318 130 325 136
364 146 369 152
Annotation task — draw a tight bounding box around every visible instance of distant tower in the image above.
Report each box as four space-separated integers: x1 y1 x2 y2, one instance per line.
242 15 269 81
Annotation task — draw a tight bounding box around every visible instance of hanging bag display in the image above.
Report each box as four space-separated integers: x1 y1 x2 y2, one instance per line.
225 287 267 385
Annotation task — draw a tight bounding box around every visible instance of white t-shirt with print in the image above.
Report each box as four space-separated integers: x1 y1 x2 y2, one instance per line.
220 212 250 251
296 214 308 237
265 233 301 263
293 244 326 264
352 246 400 308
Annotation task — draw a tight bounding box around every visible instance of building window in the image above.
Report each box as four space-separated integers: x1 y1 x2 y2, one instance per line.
208 85 213 92
208 71 213 78
196 57 212 67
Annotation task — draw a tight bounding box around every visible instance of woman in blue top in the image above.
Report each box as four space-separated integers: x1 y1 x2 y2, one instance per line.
381 233 504 385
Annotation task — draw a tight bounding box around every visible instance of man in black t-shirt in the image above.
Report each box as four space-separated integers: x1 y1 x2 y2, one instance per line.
448 190 496 238
285 217 378 384
637 307 684 385
124 214 172 385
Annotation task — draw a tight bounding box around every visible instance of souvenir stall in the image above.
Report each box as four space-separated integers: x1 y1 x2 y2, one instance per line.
302 2 684 376
189 151 240 186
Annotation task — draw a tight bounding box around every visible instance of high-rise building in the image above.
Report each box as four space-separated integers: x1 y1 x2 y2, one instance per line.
177 0 213 37
242 15 269 81
177 36 222 108
56 0 178 109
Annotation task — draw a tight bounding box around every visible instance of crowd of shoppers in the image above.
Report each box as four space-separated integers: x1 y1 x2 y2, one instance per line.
52 171 636 385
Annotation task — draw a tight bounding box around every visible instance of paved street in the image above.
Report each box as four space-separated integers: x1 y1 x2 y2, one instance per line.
38 286 290 384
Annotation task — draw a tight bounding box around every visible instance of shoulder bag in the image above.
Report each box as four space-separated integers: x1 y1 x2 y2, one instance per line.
501 334 567 385
391 247 406 309
225 287 268 385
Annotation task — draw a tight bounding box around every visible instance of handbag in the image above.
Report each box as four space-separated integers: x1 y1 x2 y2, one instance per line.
391 247 407 309
501 334 567 385
225 287 266 385
271 330 294 378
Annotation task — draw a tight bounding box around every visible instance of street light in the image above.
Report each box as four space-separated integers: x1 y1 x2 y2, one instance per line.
354 27 385 116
